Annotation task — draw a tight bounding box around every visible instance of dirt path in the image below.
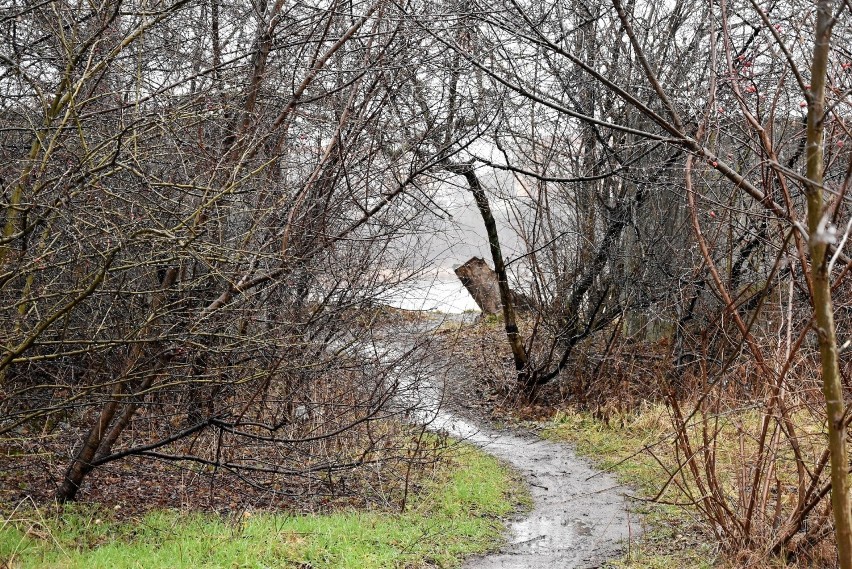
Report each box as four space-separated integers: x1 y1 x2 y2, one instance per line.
429 409 635 568
384 319 636 567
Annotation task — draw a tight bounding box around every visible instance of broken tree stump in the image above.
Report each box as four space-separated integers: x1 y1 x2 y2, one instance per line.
454 257 530 315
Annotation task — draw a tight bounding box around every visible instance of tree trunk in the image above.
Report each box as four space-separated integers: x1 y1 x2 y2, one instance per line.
455 257 503 314
804 3 852 566
455 256 530 315
55 393 121 502
446 162 530 385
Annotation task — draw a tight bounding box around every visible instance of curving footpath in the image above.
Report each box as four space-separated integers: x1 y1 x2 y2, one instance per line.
384 320 636 568
430 409 635 568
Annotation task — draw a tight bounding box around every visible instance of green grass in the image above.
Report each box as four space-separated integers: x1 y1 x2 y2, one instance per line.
0 445 526 568
540 406 719 569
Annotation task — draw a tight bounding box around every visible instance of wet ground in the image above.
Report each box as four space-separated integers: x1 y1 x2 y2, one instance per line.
429 409 635 568
381 317 638 568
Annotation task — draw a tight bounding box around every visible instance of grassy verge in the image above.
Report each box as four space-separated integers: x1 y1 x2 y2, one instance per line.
0 445 526 569
540 406 719 569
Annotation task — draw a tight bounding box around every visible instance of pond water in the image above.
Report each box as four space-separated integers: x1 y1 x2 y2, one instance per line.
380 277 480 313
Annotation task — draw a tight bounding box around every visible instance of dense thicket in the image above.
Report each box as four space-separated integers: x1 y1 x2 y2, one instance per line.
3 0 852 563
0 0 464 506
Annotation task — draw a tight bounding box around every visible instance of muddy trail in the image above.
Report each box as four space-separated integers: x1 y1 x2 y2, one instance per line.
430 409 635 568
380 319 637 567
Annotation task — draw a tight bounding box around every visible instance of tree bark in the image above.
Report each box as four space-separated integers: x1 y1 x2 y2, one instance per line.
455 257 503 314
804 3 852 566
455 256 531 315
446 162 530 385
55 393 121 502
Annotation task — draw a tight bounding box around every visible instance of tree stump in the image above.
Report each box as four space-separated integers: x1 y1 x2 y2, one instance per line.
454 257 533 315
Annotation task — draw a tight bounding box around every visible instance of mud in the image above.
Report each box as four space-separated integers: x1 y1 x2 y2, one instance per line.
381 319 637 567
431 411 635 568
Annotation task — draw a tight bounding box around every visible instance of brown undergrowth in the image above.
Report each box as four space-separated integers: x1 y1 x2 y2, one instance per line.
1 308 453 519
436 315 850 568
0 420 448 520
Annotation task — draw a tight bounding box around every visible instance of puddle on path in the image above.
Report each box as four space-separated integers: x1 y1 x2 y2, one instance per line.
427 406 636 568
378 321 636 568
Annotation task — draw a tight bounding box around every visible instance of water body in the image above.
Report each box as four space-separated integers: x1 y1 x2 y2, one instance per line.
380 277 479 313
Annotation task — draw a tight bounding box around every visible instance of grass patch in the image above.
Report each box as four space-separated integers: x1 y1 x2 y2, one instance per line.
541 400 837 568
540 406 719 568
1 445 525 569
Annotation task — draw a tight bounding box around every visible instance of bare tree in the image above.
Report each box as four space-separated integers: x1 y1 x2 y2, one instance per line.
426 0 852 562
0 0 467 507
